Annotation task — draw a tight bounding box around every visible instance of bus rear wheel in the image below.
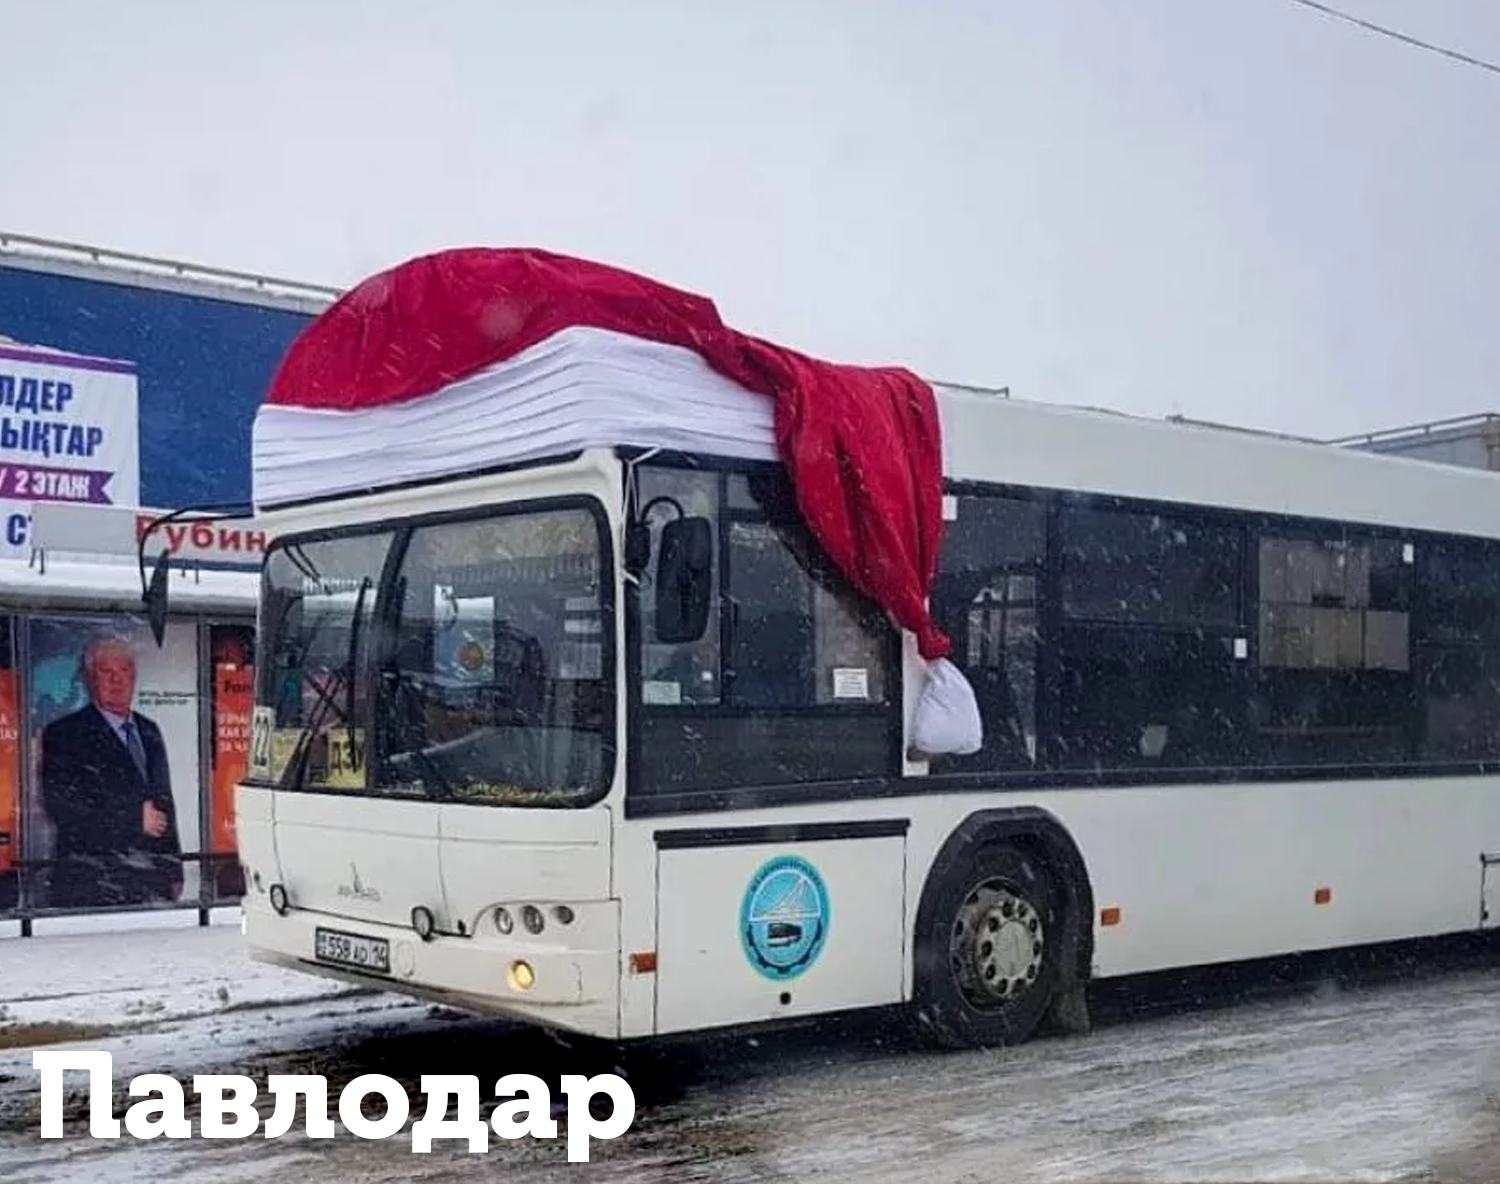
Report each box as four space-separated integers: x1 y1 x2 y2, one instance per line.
913 840 1062 1050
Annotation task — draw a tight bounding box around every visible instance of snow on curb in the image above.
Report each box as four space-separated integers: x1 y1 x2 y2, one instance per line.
0 922 368 1040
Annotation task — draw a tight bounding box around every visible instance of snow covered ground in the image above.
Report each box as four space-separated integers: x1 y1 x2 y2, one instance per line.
2 919 1500 1182
0 915 372 1040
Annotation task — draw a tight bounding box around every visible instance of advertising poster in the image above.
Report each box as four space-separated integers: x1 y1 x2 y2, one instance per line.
24 615 200 911
209 625 254 899
0 626 19 914
0 341 140 559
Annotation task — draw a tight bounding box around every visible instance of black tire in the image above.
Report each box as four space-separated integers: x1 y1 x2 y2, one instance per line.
911 839 1064 1050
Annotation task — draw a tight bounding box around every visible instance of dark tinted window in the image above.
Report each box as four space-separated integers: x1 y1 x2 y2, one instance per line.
637 467 1500 791
1418 538 1500 648
1060 504 1240 628
1055 627 1250 770
726 520 814 707
1412 536 1500 762
931 494 1045 773
1255 532 1415 766
1418 648 1500 761
638 468 722 706
1053 504 1250 770
634 464 896 796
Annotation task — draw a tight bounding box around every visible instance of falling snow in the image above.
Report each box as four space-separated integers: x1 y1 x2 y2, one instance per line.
3 922 1500 1182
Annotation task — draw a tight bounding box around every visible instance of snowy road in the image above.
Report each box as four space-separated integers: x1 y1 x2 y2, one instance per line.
3 923 1500 1182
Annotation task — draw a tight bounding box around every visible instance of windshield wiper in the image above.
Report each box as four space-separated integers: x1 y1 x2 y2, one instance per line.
377 574 455 801
282 576 371 791
343 575 369 774
283 542 322 584
271 601 341 791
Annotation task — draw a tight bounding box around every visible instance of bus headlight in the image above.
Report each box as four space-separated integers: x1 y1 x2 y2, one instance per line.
521 904 544 934
411 906 436 942
269 884 289 915
508 960 535 992
494 906 514 935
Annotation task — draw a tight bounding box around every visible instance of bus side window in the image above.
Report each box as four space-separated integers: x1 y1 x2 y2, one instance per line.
1054 502 1249 772
1256 532 1413 767
930 494 1045 774
637 468 723 707
1414 537 1500 761
633 463 896 795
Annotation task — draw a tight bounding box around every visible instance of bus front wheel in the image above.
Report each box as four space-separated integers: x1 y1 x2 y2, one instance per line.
913 839 1063 1050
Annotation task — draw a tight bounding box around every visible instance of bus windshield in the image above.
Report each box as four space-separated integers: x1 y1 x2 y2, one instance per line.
254 502 614 807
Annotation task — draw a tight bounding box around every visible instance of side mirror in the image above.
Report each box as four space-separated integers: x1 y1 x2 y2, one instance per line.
143 551 171 647
654 516 713 643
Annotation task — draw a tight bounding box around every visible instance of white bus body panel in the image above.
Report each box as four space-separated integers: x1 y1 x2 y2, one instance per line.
437 803 612 914
265 795 614 938
654 833 907 1032
242 763 1500 1040
274 792 448 930
896 777 1499 981
240 789 621 1032
632 771 1498 1028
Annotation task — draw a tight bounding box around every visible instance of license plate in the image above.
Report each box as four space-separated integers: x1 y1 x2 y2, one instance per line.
313 927 391 975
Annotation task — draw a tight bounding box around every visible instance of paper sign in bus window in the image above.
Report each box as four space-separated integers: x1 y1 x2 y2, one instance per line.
643 680 682 706
832 667 869 700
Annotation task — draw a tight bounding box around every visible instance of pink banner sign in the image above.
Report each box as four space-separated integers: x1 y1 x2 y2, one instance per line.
0 464 114 505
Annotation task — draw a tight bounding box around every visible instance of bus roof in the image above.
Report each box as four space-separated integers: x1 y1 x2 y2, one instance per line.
937 385 1500 539
256 315 1500 543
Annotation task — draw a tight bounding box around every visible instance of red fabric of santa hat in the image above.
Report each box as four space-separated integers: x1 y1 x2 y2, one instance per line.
259 246 981 754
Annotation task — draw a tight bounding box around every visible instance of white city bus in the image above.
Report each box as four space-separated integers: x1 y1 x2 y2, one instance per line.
206 320 1500 1052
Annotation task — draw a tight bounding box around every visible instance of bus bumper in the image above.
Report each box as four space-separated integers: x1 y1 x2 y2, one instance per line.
242 896 619 1012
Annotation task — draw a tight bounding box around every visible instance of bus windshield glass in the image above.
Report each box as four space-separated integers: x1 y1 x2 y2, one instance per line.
255 531 391 793
254 502 614 806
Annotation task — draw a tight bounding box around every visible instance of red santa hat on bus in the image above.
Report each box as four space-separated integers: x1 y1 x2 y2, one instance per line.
255 246 981 757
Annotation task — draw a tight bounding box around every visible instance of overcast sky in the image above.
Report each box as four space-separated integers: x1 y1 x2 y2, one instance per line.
2 0 1498 440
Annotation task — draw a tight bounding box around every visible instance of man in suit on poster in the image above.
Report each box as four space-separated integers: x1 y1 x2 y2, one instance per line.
40 632 183 908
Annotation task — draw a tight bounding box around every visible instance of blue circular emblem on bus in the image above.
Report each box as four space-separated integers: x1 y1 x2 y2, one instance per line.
740 855 830 980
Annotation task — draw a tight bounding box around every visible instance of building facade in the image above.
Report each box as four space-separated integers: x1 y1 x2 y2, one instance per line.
0 233 336 926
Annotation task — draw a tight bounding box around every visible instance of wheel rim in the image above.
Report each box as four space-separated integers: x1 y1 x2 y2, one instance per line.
949 877 1044 1010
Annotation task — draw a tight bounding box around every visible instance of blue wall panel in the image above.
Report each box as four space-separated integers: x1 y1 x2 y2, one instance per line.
0 264 316 509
